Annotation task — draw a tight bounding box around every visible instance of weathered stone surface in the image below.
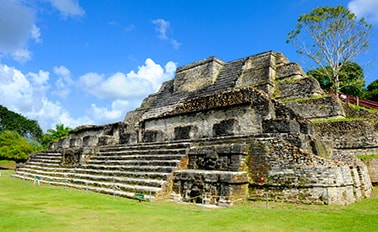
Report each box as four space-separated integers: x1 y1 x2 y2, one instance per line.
14 51 374 206
363 158 378 184
275 77 323 100
276 62 306 80
314 120 378 149
285 95 345 120
173 56 224 93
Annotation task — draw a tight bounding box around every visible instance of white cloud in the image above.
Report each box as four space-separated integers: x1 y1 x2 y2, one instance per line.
0 1 35 60
152 19 182 50
52 65 74 98
0 1 84 62
47 0 85 18
153 19 170 40
0 62 92 131
348 0 378 23
0 1 34 52
31 24 42 43
0 58 177 131
11 48 32 63
89 100 129 124
79 58 176 99
170 39 182 50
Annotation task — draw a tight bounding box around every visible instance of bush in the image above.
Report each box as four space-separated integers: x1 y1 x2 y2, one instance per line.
0 130 43 163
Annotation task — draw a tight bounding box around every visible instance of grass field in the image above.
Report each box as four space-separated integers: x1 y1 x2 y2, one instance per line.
0 170 377 232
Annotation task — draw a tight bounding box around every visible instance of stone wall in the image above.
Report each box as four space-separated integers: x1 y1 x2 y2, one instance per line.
363 158 378 184
235 52 276 95
314 120 378 150
21 50 374 206
284 95 345 120
246 138 372 205
173 56 224 93
142 88 275 142
172 144 249 205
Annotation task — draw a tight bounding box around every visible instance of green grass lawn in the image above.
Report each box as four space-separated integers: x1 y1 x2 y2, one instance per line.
1 170 377 232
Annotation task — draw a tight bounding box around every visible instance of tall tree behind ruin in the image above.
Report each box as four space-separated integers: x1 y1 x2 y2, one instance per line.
287 6 372 97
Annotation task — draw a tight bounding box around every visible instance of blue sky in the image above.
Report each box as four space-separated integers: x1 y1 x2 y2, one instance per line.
1 0 378 131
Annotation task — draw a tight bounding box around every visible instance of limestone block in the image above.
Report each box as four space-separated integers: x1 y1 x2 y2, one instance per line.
276 62 306 80
58 138 70 149
98 135 117 146
262 119 300 134
275 52 290 66
362 158 378 184
213 119 238 137
275 77 324 100
314 120 378 149
242 51 275 70
174 56 224 93
285 95 345 120
83 135 98 147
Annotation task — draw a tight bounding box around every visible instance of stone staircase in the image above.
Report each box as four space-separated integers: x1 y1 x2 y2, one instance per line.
13 142 190 199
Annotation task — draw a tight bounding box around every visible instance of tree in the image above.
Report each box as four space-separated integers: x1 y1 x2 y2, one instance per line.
0 130 43 162
0 105 43 140
287 6 372 97
365 79 378 101
40 124 71 148
307 61 366 97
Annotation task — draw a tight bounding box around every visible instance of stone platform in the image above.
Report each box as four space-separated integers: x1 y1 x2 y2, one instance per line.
14 51 375 205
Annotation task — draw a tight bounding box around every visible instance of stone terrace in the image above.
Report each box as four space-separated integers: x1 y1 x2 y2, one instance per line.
13 51 374 205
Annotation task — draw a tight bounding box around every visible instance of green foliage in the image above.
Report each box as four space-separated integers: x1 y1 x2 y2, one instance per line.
0 105 43 141
312 117 366 125
40 124 71 148
357 154 378 160
307 62 366 97
365 79 378 101
0 130 43 162
287 6 372 95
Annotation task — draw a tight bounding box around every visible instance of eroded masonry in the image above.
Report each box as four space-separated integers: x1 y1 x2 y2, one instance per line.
14 51 377 205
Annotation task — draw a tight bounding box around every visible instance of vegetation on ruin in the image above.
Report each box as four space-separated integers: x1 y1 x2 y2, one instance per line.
356 154 378 160
311 117 367 125
0 171 376 232
279 95 329 103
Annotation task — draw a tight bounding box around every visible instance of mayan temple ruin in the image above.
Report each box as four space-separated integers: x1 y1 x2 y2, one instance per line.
13 51 377 205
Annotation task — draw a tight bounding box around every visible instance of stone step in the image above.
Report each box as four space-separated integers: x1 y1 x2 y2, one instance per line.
86 159 181 167
14 170 165 188
19 164 176 175
27 161 61 167
89 154 185 161
83 164 176 173
29 158 61 163
17 167 171 180
98 142 190 152
72 169 170 180
96 148 187 156
12 174 160 198
14 141 192 200
30 152 62 158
